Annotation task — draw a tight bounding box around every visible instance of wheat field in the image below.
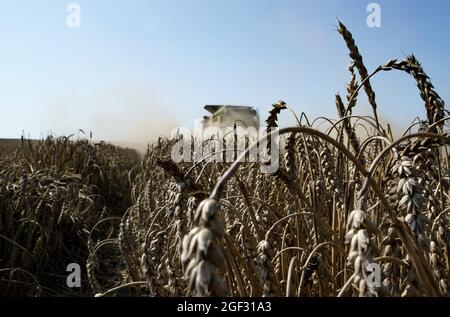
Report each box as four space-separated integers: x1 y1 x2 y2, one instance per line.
1 22 449 297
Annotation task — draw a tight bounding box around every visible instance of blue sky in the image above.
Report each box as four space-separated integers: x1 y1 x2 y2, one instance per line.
1 0 449 142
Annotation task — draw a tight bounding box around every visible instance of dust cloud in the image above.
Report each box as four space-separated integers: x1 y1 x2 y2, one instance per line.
43 80 177 152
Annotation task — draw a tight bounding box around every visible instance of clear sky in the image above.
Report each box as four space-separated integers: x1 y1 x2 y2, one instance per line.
1 0 449 143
